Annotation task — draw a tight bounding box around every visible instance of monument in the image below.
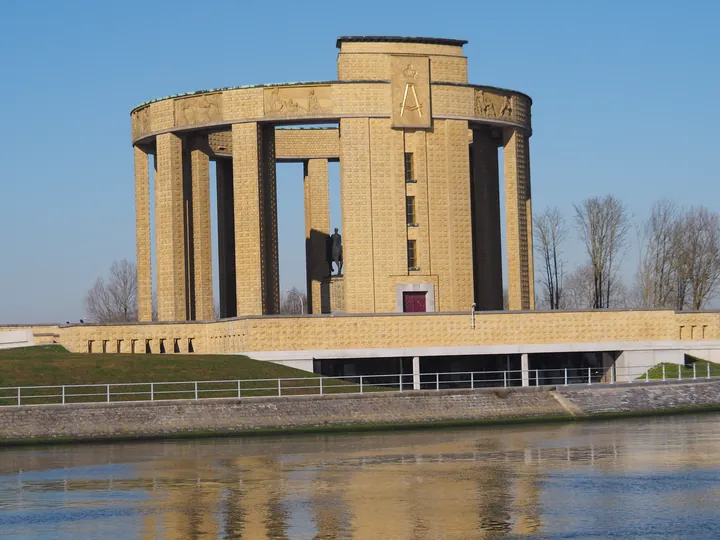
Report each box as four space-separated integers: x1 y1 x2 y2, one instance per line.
130 36 534 321
13 36 718 379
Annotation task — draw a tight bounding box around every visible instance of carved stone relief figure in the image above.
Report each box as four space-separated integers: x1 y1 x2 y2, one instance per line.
500 95 513 118
178 94 221 125
307 89 322 112
475 90 496 118
264 86 331 116
134 106 151 137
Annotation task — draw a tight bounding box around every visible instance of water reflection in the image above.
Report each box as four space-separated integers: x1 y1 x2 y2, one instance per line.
1 414 719 538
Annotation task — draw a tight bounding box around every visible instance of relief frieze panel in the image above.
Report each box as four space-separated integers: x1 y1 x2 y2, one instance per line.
263 85 333 117
473 89 518 123
174 93 223 127
132 106 151 140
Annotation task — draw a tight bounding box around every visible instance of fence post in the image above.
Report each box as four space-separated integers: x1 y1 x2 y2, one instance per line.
646 369 649 383
237 380 241 399
471 372 475 389
436 372 439 391
17 387 20 406
150 383 154 401
610 365 615 385
587 367 592 386
536 370 539 387
107 384 110 403
62 386 65 405
503 371 507 388
194 381 198 400
360 375 363 394
399 374 403 392
319 377 323 396
678 364 682 381
278 379 282 397
693 363 697 380
708 362 711 379
564 368 568 386
662 364 666 382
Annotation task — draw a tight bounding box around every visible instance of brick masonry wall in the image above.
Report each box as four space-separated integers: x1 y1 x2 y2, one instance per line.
54 309 720 356
558 380 720 415
2 381 719 443
0 387 568 442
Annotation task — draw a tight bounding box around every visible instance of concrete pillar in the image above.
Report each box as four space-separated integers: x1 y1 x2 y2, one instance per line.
470 128 503 310
134 146 153 322
412 356 421 390
504 128 534 311
155 132 187 321
521 353 529 387
216 159 236 318
190 137 214 320
232 123 279 315
304 159 330 314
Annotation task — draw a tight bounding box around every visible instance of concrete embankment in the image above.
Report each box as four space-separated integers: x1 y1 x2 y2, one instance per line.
1 380 719 445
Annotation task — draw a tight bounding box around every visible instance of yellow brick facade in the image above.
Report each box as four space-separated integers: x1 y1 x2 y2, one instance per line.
48 310 720 356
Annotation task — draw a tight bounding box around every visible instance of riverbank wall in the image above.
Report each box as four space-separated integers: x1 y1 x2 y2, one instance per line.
1 380 719 444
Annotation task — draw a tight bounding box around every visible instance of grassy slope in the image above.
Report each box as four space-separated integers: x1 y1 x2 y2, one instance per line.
641 357 720 380
0 345 317 387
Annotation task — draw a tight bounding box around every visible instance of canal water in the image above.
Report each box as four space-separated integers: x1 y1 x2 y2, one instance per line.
0 414 719 539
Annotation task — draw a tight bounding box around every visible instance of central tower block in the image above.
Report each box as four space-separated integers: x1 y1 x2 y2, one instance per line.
336 37 474 313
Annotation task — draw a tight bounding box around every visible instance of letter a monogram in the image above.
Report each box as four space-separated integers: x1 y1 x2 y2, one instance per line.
400 64 423 118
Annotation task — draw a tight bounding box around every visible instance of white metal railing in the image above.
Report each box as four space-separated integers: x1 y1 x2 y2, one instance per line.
0 364 718 407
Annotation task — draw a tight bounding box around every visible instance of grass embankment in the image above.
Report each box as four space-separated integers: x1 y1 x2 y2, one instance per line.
639 357 720 381
0 345 381 405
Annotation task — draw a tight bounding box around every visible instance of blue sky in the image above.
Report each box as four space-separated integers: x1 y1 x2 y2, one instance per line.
1 0 718 322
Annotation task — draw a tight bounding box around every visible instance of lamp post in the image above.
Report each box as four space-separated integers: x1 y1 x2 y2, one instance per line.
285 289 305 315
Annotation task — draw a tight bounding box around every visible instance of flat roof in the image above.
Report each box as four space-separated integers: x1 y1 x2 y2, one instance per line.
336 36 468 48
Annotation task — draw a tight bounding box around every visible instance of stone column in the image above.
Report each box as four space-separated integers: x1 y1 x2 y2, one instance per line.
155 133 187 321
232 123 279 315
339 118 375 314
134 146 153 322
504 128 535 310
470 128 503 310
304 159 330 314
412 356 421 390
190 136 214 320
216 159 236 318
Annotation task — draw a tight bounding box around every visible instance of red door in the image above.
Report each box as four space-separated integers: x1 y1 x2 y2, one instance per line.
403 292 427 312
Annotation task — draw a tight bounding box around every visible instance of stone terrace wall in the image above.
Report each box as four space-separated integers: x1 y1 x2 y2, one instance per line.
0 387 566 442
558 380 720 416
2 381 720 443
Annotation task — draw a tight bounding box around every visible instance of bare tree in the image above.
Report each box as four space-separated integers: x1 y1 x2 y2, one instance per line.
677 206 720 310
562 264 594 309
574 195 631 308
564 263 629 309
534 207 568 309
636 200 679 308
281 287 307 315
84 259 138 323
636 203 720 310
